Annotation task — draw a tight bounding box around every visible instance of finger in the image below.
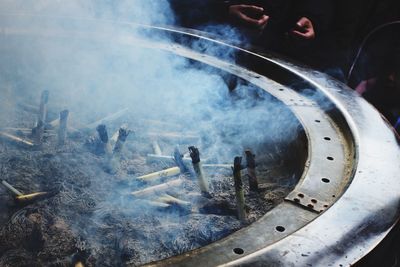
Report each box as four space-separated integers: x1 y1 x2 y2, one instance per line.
291 30 314 40
296 17 308 27
303 31 315 39
257 15 269 27
293 23 307 33
239 13 265 26
291 30 307 39
242 5 264 15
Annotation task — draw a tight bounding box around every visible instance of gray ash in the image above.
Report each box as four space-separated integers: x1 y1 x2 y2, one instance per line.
0 92 299 266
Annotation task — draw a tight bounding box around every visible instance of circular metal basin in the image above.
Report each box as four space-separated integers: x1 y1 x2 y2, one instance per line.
0 15 399 266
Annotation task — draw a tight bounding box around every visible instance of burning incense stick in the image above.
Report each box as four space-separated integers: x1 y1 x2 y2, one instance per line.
152 140 162 156
138 167 181 181
1 179 23 196
58 109 69 145
130 178 183 198
96 124 111 155
146 200 171 208
113 126 130 154
156 193 191 207
110 123 128 144
14 191 57 204
140 147 192 182
233 156 247 223
108 126 131 173
32 90 49 144
32 120 45 145
0 131 34 147
245 149 258 192
38 90 49 123
189 146 209 195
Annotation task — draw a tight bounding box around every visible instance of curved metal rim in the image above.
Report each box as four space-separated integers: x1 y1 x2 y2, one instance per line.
143 24 400 267
0 15 399 266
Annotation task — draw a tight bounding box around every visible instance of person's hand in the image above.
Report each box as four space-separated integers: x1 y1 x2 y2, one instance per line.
229 5 269 29
291 17 315 40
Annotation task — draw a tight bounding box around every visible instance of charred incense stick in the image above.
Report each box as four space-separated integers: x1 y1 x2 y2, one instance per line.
33 90 49 144
32 120 45 145
108 126 131 172
0 132 34 147
58 109 69 145
189 146 209 195
110 123 128 144
86 108 129 129
1 179 23 196
113 126 130 155
96 124 111 155
245 149 258 192
130 178 183 198
233 156 247 223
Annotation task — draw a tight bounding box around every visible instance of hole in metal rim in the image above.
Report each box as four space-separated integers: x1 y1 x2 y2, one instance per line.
324 137 331 141
233 248 244 255
327 156 334 161
275 226 286 232
322 178 330 183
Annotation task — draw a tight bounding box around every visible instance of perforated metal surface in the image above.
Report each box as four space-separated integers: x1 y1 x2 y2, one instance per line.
0 16 399 267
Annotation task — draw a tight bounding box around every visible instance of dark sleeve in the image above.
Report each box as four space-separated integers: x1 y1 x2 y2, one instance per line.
293 0 334 35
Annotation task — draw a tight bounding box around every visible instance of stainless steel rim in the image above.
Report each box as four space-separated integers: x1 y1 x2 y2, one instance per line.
1 15 399 267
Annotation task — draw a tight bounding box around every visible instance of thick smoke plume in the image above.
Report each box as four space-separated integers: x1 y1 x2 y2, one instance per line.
0 1 302 265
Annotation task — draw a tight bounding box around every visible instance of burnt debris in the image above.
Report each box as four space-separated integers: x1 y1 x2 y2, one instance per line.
0 91 296 266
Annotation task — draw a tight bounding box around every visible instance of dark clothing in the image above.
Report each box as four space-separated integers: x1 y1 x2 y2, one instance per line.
169 0 334 68
169 0 333 35
233 0 333 34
